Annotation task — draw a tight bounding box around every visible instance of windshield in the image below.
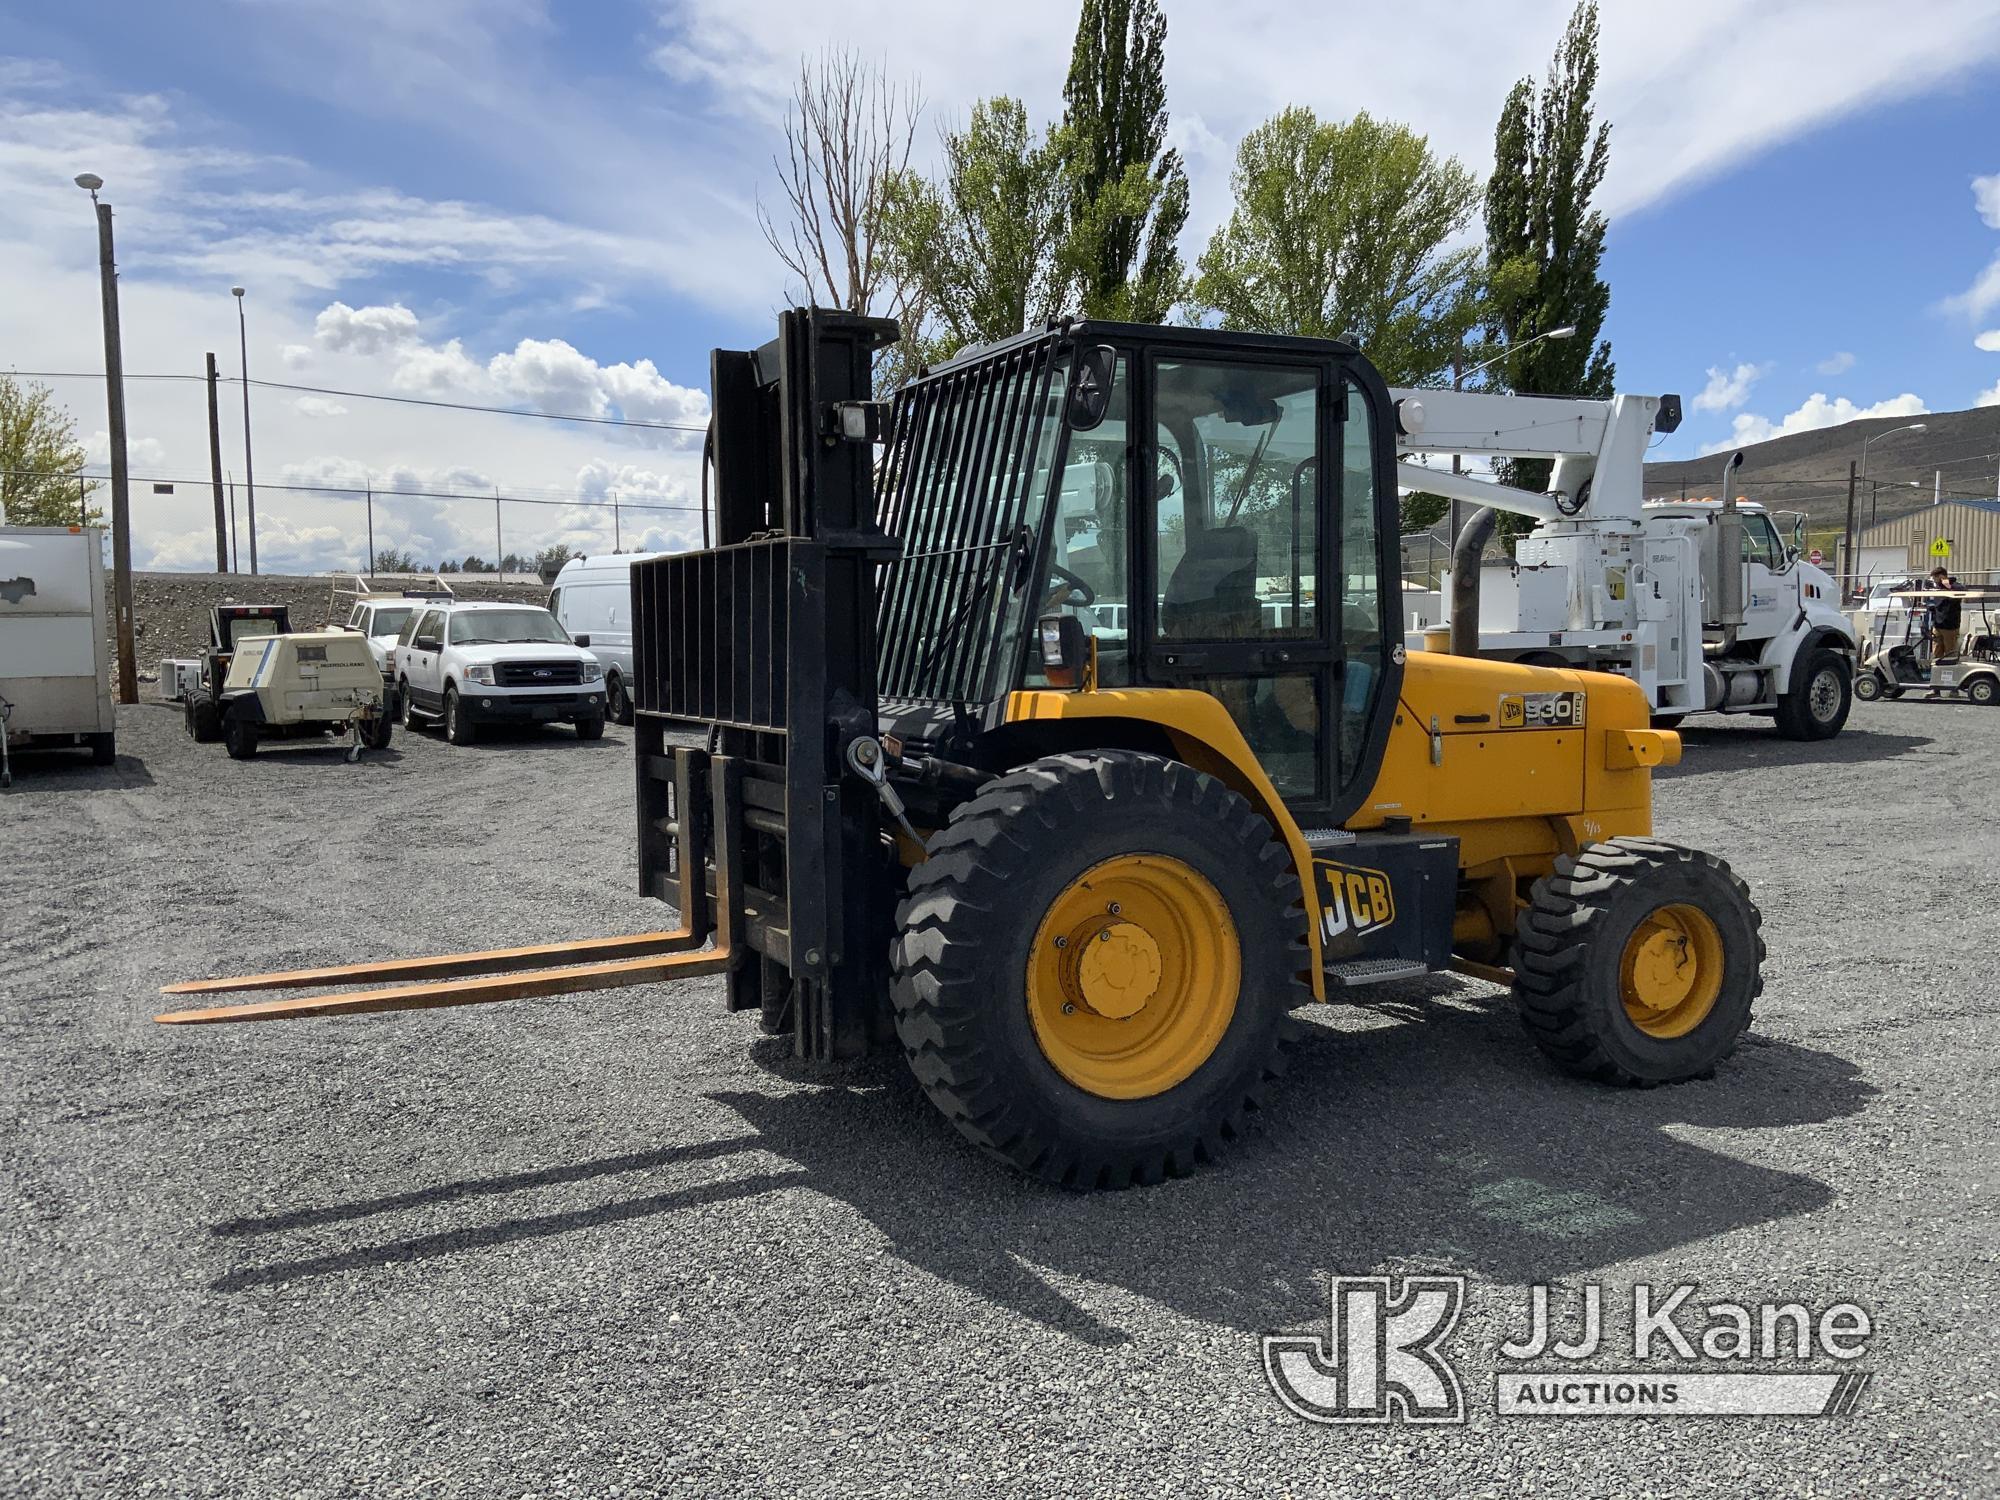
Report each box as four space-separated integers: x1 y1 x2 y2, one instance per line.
370 607 414 637
448 608 570 646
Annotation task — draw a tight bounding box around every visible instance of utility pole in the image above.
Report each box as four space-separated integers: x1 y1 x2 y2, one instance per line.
494 487 503 580
204 352 229 570
612 491 622 552
227 474 239 573
1842 460 1857 599
78 174 137 705
232 287 258 573
365 484 375 575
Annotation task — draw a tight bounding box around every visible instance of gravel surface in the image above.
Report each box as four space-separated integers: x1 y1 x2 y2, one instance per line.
2 701 1995 1497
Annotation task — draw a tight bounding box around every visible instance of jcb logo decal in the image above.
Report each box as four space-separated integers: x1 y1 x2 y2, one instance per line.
1319 863 1395 943
1497 691 1585 729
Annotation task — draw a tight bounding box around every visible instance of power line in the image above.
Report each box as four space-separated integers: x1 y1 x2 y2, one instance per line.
2 368 708 433
10 468 703 515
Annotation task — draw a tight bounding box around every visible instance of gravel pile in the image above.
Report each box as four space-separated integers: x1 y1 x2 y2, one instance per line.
1 701 1993 1496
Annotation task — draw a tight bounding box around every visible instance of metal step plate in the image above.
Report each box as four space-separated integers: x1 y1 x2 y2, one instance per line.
1324 958 1430 989
1299 827 1357 851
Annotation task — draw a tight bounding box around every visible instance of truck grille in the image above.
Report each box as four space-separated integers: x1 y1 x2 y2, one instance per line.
496 661 583 687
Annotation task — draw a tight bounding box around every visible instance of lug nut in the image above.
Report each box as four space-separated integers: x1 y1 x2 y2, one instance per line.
1061 1002 1076 1015
1107 902 1121 915
1053 935 1067 950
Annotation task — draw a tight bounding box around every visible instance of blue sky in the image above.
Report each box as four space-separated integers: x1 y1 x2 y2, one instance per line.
4 0 2000 569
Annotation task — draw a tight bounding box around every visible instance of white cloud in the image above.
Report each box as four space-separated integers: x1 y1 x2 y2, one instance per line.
280 343 314 368
1976 172 2000 230
313 300 421 354
1707 392 1929 452
1817 351 1857 375
1977 330 2000 352
1692 361 1765 413
1979 380 2000 409
292 395 348 418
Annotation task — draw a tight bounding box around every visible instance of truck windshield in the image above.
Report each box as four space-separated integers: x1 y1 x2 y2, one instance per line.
449 609 570 646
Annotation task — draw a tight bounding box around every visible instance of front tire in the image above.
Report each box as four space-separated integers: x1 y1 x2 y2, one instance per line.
1852 670 1883 702
222 716 259 761
399 679 420 729
1773 648 1850 740
890 751 1304 1189
1514 837 1763 1086
574 714 605 741
362 713 394 750
444 687 477 746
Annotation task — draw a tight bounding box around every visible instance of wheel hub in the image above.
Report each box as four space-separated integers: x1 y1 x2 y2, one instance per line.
1069 921 1162 1019
1025 854 1240 1099
1618 902 1725 1038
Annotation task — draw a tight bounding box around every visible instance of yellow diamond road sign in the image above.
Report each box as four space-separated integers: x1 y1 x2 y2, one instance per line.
1931 537 1953 559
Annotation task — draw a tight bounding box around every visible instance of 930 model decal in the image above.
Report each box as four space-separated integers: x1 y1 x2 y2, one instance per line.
1498 691 1587 730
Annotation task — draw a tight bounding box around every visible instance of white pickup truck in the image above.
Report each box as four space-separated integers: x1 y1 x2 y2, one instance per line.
393 600 606 745
0 525 116 784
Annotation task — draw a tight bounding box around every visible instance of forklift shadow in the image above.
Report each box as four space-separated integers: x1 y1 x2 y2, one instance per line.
204 987 1872 1348
1657 723 1930 780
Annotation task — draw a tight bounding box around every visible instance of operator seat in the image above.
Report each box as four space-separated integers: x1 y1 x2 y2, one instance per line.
1161 523 1260 721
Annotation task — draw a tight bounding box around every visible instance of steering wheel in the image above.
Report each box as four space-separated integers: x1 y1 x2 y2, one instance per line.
1048 564 1097 607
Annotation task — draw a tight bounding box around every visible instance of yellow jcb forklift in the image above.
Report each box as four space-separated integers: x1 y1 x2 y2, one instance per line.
160 310 1763 1188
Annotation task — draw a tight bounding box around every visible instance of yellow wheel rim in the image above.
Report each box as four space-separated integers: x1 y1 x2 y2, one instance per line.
1619 902 1724 1038
1026 854 1240 1100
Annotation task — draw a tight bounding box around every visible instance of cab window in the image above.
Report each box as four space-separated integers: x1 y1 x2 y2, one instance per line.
1741 514 1784 568
1034 355 1132 686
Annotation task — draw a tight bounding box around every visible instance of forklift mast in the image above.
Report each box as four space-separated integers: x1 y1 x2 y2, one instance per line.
630 308 905 1060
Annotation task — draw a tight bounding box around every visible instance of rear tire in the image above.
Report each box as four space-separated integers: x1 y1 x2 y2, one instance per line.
186 687 221 743
1969 675 2000 706
1514 837 1763 1086
89 731 116 766
890 751 1304 1188
1773 648 1850 740
444 687 477 746
222 716 259 761
362 713 394 750
574 714 605 741
606 674 633 726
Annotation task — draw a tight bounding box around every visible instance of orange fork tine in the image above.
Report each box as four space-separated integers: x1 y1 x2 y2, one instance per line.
154 945 731 1025
159 928 702 997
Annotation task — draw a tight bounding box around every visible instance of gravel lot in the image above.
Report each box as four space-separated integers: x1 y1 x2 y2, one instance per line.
2 700 1995 1497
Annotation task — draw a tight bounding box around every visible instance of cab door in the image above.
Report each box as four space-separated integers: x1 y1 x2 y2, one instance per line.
1137 351 1397 820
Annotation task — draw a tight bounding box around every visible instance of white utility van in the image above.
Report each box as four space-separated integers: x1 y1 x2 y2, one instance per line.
548 552 666 724
0 525 116 783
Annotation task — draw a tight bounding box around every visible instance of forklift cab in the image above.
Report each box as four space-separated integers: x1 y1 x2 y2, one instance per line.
875 323 1403 824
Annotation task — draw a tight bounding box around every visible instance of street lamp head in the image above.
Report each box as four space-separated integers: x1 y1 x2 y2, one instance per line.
1907 423 1928 434
231 286 246 299
1547 325 1578 339
74 172 104 192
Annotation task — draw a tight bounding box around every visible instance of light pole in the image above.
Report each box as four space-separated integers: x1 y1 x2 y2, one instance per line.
1445 325 1577 557
1862 422 1926 527
75 172 138 705
232 285 258 574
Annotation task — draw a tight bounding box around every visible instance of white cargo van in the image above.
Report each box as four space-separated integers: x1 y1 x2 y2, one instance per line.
548 552 665 724
0 525 116 783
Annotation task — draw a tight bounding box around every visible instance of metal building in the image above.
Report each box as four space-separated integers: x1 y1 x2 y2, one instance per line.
1847 500 2000 586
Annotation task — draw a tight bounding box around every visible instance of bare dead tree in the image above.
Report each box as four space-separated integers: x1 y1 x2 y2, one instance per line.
759 49 922 314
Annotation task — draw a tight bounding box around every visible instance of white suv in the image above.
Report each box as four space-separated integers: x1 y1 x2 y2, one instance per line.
394 601 607 744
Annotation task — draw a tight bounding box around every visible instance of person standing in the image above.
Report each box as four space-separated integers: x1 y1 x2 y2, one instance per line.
1930 566 1962 661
